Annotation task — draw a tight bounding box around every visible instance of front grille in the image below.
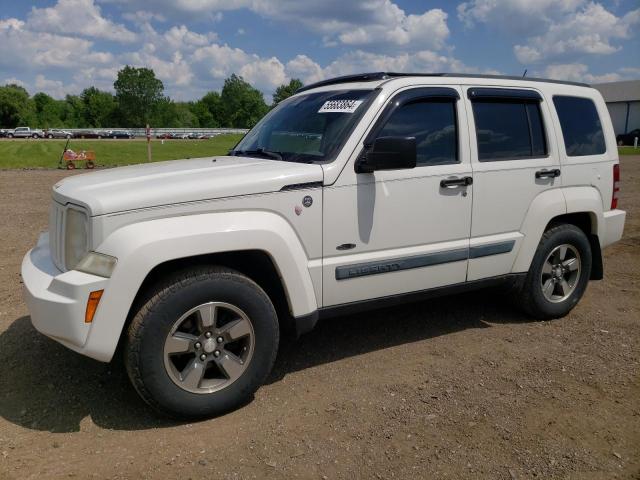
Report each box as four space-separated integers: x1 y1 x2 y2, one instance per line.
49 202 65 271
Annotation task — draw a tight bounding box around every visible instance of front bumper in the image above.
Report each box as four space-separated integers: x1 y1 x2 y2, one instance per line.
21 233 109 358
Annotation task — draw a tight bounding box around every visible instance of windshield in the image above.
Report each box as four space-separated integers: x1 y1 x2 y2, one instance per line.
232 89 378 163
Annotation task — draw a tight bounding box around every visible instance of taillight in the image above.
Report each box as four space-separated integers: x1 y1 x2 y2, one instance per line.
611 163 620 210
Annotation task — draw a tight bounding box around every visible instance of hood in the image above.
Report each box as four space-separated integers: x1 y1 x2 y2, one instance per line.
52 156 324 216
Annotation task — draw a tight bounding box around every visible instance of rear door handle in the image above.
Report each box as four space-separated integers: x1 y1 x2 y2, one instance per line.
440 176 473 188
535 169 561 179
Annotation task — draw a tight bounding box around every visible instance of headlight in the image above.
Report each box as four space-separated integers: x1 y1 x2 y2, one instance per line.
76 252 117 278
64 208 88 270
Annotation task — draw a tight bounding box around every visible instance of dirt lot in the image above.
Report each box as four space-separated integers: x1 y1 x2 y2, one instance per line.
0 158 638 480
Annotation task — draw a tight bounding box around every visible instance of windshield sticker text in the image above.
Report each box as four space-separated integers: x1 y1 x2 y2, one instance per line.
318 99 363 113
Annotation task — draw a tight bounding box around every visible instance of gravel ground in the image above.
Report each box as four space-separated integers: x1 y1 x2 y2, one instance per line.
0 158 638 480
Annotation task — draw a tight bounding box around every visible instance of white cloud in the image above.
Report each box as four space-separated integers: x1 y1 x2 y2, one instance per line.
458 0 585 33
34 74 78 98
515 3 640 64
105 0 451 50
0 18 113 70
28 0 137 43
3 77 27 88
457 1 640 65
285 55 324 84
122 11 166 24
337 8 449 50
541 63 633 84
240 57 287 91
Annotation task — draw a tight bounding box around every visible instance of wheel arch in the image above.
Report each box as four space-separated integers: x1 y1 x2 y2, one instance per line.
543 212 603 280
84 211 319 362
127 250 297 340
513 186 603 279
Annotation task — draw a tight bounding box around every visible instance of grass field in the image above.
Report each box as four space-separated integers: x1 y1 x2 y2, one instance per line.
0 135 243 169
619 146 640 155
0 137 636 168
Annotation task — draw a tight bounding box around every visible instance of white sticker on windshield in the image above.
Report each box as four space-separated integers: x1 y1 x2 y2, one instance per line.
318 99 363 113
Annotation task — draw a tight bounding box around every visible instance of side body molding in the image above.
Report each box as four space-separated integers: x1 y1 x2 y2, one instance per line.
84 211 318 362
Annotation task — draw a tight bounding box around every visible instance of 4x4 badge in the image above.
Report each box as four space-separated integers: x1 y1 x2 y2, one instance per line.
302 196 313 207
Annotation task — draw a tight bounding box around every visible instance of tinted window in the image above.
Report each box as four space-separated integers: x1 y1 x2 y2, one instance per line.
553 96 605 156
377 100 457 166
472 101 547 161
234 89 377 163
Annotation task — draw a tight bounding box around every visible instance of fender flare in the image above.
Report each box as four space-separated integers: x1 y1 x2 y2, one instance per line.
512 186 604 273
512 188 566 272
562 186 603 240
83 211 318 362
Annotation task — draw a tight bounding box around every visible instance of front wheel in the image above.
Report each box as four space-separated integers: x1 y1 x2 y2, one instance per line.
125 266 279 418
515 224 591 319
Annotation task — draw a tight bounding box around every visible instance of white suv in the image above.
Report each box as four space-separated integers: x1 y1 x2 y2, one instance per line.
22 73 626 418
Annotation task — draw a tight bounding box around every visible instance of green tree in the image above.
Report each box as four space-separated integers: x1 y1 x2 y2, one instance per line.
189 99 215 127
81 87 116 127
220 74 268 128
62 95 84 128
113 66 164 127
198 91 224 127
273 78 303 105
32 92 65 128
0 84 33 128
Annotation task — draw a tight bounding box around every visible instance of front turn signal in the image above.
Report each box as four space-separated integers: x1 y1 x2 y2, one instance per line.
85 290 104 323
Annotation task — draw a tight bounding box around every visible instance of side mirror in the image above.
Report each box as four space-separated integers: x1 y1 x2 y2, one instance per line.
356 136 417 173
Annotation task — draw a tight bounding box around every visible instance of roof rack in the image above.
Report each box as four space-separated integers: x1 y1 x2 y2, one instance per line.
295 72 589 93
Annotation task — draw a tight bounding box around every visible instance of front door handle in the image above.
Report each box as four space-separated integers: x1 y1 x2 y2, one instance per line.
440 176 473 188
535 169 561 179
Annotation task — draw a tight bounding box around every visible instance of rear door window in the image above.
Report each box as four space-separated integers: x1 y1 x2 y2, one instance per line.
472 100 547 161
553 96 606 156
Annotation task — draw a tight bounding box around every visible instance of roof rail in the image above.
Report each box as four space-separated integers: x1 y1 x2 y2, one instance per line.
295 72 589 93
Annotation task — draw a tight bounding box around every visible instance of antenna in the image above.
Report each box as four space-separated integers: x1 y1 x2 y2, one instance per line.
522 69 528 78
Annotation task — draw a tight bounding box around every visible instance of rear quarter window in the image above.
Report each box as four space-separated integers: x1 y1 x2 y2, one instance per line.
553 96 606 156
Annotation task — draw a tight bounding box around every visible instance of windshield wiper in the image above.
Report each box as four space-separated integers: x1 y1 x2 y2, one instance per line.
231 148 283 160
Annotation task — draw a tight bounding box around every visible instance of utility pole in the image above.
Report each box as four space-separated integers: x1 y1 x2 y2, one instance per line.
146 124 152 162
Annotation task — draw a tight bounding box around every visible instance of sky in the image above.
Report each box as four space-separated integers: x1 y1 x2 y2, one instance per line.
1 0 639 102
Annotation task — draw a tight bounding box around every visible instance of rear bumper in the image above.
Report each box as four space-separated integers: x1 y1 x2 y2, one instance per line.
21 233 109 359
601 209 626 248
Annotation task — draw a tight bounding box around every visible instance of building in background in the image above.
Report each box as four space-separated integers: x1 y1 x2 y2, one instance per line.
592 80 640 137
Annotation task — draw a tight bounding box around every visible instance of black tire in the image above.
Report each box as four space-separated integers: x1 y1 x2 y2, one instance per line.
516 224 592 319
125 266 279 419
7 134 13 138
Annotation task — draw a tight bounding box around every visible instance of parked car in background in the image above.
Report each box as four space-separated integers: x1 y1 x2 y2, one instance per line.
0 129 9 138
44 129 73 139
177 132 191 139
105 130 134 139
187 132 209 139
616 129 640 146
74 130 105 139
8 127 44 138
156 132 175 139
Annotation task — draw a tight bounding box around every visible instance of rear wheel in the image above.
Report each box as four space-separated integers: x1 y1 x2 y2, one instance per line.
516 224 591 319
47 134 53 139
125 266 279 418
